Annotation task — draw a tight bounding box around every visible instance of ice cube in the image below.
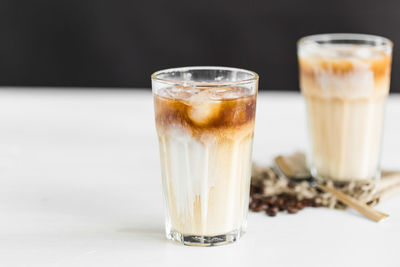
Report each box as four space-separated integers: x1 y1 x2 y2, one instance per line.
187 90 221 125
209 88 229 100
165 86 200 100
210 87 250 100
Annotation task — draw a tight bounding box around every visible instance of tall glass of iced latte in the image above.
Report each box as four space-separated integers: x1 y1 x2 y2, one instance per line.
152 67 258 246
298 34 392 181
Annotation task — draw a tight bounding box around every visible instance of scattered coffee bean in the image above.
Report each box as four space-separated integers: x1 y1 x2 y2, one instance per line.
249 200 260 211
287 207 299 214
301 199 313 207
295 201 304 210
266 208 277 217
249 185 322 217
270 206 279 213
285 200 296 209
254 203 268 212
276 197 284 207
260 197 270 205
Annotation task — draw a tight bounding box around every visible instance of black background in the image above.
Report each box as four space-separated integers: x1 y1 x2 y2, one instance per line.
1 0 398 91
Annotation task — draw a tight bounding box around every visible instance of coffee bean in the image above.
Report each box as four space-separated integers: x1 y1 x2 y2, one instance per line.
262 198 271 206
301 199 313 207
286 200 296 208
295 201 304 210
270 206 279 213
252 194 263 200
266 208 277 217
261 197 271 205
284 194 296 201
253 203 268 212
249 200 260 211
287 207 299 214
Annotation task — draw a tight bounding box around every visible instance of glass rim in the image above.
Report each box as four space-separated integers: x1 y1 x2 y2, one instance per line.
151 66 259 87
298 33 393 50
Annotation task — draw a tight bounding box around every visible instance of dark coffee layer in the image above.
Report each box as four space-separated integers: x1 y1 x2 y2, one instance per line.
154 87 256 139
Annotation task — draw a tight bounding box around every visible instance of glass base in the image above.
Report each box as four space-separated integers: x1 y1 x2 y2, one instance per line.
310 166 381 182
166 228 244 247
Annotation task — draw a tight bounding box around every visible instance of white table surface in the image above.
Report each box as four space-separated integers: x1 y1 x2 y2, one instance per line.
0 88 399 267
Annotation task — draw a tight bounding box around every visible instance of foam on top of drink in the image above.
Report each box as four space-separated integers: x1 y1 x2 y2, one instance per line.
154 86 256 140
298 43 392 99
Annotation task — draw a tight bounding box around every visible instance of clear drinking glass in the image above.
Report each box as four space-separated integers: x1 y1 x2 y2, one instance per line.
152 66 258 246
298 34 393 181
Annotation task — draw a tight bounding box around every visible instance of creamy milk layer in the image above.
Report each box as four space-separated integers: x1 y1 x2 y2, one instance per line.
299 43 391 181
154 86 256 235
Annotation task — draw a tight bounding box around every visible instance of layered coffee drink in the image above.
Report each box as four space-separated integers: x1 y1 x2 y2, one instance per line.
152 67 258 246
298 34 392 181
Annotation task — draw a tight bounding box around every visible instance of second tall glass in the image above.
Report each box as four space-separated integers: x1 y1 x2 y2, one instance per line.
298 34 393 181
